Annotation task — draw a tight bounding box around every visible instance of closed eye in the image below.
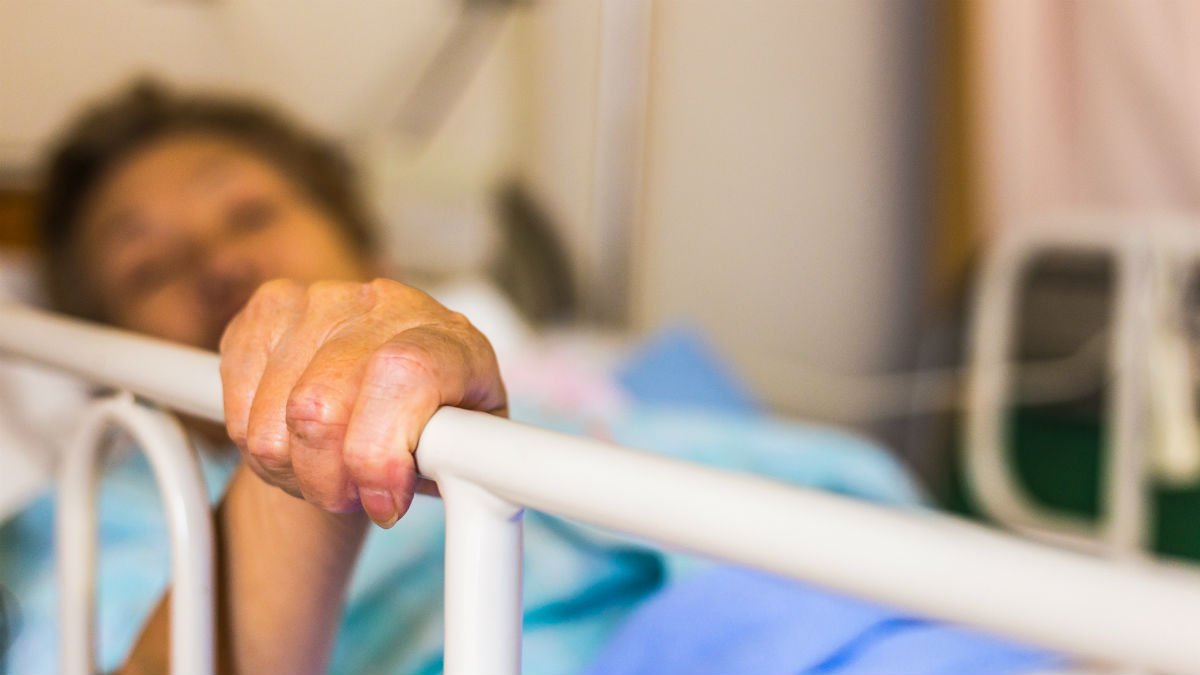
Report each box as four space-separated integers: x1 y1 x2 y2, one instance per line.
226 197 279 234
123 256 176 295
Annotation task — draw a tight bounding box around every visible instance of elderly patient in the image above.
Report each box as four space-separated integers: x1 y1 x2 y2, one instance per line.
5 83 1047 675
34 83 504 674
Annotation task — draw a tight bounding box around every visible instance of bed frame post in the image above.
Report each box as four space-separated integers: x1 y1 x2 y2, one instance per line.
437 476 524 675
57 393 215 675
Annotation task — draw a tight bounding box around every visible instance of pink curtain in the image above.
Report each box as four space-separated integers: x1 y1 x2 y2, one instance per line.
972 0 1200 232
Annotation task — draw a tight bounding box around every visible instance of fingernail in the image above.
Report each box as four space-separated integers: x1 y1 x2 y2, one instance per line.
360 488 398 528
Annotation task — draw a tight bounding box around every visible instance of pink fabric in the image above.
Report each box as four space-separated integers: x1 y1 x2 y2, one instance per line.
973 0 1200 232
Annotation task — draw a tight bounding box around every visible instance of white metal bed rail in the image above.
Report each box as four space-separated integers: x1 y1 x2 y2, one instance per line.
58 394 215 675
4 302 1200 674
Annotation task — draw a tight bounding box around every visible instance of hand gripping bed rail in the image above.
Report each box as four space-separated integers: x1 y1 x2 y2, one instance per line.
5 303 1200 674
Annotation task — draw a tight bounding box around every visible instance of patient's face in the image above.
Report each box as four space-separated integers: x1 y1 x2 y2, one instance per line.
77 135 370 349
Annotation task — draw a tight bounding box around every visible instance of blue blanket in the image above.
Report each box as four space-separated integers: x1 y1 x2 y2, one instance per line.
585 565 1061 675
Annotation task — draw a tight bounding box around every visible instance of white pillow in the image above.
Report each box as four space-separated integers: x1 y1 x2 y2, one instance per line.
0 252 89 520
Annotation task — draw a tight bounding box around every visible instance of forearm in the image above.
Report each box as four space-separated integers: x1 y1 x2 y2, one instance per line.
217 463 368 673
120 465 368 675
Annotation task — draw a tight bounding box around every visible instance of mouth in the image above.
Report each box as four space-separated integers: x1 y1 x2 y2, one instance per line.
205 295 253 351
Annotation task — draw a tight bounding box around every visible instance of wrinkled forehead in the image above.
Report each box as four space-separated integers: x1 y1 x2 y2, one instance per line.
80 134 290 247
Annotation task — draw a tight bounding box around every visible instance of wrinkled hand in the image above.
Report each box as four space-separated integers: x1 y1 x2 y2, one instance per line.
218 279 507 527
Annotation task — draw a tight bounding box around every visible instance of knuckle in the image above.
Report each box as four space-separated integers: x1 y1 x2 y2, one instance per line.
245 427 290 465
257 278 304 302
305 280 348 303
245 461 294 495
308 280 381 317
367 344 438 389
226 424 249 451
279 482 305 500
367 278 393 292
367 277 402 297
245 279 305 317
443 310 473 333
287 418 345 447
244 460 275 485
285 382 350 428
363 278 389 302
371 278 431 307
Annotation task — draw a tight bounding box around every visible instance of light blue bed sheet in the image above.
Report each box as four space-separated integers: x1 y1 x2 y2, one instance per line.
0 402 922 675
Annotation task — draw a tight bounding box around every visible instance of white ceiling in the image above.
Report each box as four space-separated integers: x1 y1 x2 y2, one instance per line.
0 0 457 174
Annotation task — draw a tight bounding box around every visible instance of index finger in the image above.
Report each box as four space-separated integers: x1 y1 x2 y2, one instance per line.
218 280 306 454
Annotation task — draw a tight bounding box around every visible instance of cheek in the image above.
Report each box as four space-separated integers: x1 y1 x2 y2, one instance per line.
256 217 368 282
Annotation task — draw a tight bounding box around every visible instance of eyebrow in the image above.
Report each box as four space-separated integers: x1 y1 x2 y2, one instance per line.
191 152 238 187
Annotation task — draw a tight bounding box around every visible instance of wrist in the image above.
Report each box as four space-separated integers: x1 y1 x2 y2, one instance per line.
224 465 370 562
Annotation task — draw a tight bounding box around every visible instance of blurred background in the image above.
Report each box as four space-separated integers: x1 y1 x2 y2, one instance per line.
2 0 1200 561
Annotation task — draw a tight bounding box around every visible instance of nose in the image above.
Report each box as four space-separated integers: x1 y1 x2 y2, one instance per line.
196 239 261 326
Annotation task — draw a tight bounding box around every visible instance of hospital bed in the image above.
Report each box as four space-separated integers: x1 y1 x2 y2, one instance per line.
3 295 1200 675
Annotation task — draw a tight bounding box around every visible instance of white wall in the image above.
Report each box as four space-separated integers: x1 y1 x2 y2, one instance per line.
510 1 923 419
0 1 231 169
629 1 919 417
510 4 606 307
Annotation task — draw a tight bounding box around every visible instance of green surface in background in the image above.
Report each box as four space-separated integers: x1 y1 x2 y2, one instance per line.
944 408 1200 561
